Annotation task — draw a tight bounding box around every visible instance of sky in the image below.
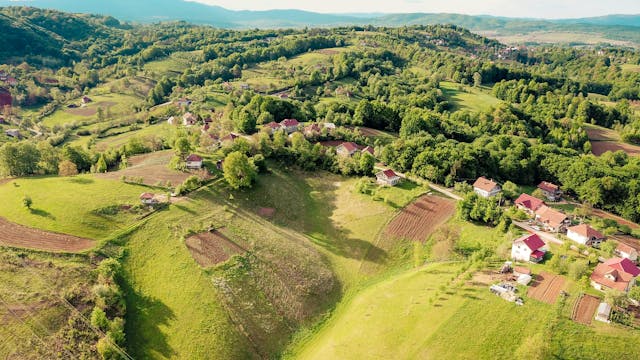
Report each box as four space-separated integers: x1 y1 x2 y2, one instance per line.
190 0 640 19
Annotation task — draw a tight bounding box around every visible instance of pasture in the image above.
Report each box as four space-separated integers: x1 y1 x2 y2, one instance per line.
40 93 142 128
585 124 640 156
440 81 501 112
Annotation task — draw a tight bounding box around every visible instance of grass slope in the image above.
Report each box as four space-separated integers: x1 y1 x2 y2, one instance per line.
440 81 501 112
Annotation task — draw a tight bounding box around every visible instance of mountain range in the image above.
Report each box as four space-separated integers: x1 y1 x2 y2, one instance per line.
2 0 640 45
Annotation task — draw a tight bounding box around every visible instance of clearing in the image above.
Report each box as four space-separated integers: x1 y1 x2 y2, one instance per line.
97 150 209 187
585 124 640 156
384 195 456 242
0 217 93 252
184 229 246 267
527 272 567 304
440 81 501 112
40 93 142 128
572 294 600 325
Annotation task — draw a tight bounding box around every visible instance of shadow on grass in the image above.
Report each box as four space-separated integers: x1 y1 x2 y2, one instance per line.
29 208 55 220
172 204 197 215
123 284 176 358
68 177 94 184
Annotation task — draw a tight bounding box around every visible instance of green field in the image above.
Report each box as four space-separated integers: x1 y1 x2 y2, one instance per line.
144 51 202 77
40 93 143 128
440 81 501 112
622 64 640 73
92 122 177 151
0 175 149 240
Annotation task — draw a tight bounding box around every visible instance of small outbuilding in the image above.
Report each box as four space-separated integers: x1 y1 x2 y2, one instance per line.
376 169 401 187
140 193 159 205
185 154 203 169
595 302 612 323
517 274 533 286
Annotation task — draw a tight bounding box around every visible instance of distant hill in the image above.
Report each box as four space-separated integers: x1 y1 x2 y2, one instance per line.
2 0 640 45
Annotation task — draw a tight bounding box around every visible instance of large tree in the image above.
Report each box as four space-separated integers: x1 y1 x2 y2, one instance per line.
223 151 257 190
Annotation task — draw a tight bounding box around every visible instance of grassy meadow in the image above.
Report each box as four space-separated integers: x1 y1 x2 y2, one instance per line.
440 81 501 112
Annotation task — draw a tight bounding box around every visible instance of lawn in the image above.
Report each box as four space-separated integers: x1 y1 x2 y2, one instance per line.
0 175 149 240
440 81 501 112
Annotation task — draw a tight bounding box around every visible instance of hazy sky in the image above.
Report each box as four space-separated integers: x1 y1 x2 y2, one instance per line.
190 0 640 18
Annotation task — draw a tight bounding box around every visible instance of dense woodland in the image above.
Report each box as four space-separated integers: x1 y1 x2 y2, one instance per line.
2 6 640 223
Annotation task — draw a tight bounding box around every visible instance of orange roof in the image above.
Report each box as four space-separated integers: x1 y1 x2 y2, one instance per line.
515 193 545 212
538 181 559 193
535 206 568 228
338 142 358 153
567 224 604 240
616 242 637 255
591 258 640 291
473 177 499 193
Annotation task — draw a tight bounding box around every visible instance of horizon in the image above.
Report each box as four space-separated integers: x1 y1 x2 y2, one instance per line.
188 0 640 19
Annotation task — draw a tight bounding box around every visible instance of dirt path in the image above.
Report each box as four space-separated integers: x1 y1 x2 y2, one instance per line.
0 217 94 253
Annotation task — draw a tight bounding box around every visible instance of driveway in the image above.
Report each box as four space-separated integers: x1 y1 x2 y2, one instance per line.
513 221 563 245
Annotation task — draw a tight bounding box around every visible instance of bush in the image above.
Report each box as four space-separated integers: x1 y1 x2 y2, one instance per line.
175 175 202 195
91 307 109 332
22 195 32 209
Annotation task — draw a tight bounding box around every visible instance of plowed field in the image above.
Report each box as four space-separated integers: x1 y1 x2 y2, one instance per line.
527 272 566 304
573 294 600 325
384 195 456 242
185 229 246 267
0 217 94 252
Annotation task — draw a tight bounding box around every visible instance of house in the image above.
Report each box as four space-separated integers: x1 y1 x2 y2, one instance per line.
595 302 612 323
361 146 375 157
0 87 12 107
511 233 546 263
590 257 640 293
185 154 203 169
139 193 159 205
167 116 176 125
535 205 570 233
323 122 336 130
280 119 300 133
473 177 501 198
615 243 639 262
182 112 197 126
264 121 282 134
221 133 240 143
81 96 92 104
514 193 545 216
567 224 606 247
303 123 322 136
538 181 562 201
5 129 20 138
376 169 401 186
336 142 359 157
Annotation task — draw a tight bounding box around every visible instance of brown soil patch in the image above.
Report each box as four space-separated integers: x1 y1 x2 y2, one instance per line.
573 294 600 325
527 272 566 304
591 141 640 157
470 270 517 286
0 217 94 252
65 101 118 117
317 49 339 55
585 127 617 141
185 229 246 267
97 150 209 187
384 195 456 242
257 207 276 218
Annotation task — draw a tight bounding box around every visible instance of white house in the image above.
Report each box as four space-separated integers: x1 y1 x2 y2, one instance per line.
280 118 300 133
336 142 359 157
567 224 606 247
376 170 401 186
473 177 501 198
511 233 546 263
185 154 203 169
615 243 639 262
139 193 159 205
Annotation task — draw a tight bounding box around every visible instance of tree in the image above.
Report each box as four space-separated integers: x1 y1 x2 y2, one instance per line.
22 195 32 209
174 137 192 158
95 154 108 173
223 151 257 190
473 72 482 87
501 181 520 200
600 240 617 257
234 109 257 134
568 259 588 280
58 160 78 177
531 188 546 200
359 152 375 176
629 286 640 302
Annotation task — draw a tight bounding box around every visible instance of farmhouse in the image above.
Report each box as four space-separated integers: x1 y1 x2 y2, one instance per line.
280 118 300 133
185 154 203 169
376 169 401 186
615 243 639 262
473 177 501 198
81 96 92 104
590 257 640 293
139 193 159 205
183 112 197 126
514 193 545 216
303 123 322 136
535 205 570 233
511 233 546 263
567 224 605 247
0 87 12 107
264 121 281 134
361 146 375 157
336 142 359 157
538 181 562 201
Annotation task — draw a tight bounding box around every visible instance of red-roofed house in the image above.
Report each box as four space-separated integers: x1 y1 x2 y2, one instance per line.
140 193 159 205
376 169 401 186
303 123 322 136
185 154 203 169
280 119 300 133
264 121 282 134
515 193 545 216
615 243 638 262
361 146 375 157
567 224 605 247
535 205 570 233
591 258 640 293
81 96 92 104
336 142 359 157
511 233 547 263
473 177 501 198
183 112 197 126
538 181 562 201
